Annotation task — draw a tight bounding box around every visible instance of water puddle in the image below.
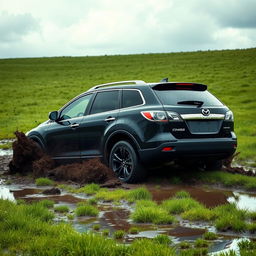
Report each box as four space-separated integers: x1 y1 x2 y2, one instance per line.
0 182 255 255
0 139 13 156
0 186 15 201
149 185 232 208
228 192 256 211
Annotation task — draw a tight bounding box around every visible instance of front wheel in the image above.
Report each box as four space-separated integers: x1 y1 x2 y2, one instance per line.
109 141 145 183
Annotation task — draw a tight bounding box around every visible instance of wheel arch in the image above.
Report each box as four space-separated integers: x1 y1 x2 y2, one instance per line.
28 134 46 151
104 130 140 165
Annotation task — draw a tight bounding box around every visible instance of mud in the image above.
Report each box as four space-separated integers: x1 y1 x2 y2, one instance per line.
9 131 45 174
149 186 231 208
6 132 120 185
102 208 131 231
167 226 206 238
223 153 256 176
47 158 120 185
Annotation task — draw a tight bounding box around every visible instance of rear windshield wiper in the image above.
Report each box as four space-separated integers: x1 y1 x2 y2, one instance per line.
177 100 204 107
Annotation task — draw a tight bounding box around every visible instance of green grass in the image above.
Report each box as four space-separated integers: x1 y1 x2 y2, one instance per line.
174 190 191 199
131 205 175 224
113 230 125 239
194 239 209 248
128 227 139 234
153 234 171 245
196 171 256 190
182 207 216 221
92 224 100 231
75 204 99 217
38 199 55 208
213 204 248 232
77 183 101 195
35 177 54 186
95 187 152 202
202 232 218 240
1 48 256 162
161 198 202 214
127 187 152 201
54 205 69 213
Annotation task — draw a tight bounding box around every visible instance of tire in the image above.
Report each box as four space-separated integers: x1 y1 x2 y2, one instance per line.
109 141 145 183
204 159 223 171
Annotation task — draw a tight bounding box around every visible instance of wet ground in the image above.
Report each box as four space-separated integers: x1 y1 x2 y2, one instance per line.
1 179 255 254
0 135 256 255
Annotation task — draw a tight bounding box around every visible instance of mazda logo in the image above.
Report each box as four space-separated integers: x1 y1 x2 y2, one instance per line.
202 108 210 116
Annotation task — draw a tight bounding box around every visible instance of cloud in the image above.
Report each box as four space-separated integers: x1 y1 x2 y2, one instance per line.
0 11 39 42
0 0 255 58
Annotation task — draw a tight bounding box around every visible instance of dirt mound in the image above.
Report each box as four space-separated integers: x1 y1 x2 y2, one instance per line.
8 131 121 185
47 158 119 184
9 131 44 174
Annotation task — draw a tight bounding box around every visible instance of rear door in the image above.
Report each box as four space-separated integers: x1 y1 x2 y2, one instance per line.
152 83 228 139
79 90 120 157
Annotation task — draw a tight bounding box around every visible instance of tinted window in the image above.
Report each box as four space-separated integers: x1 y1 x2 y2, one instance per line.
90 90 119 114
122 90 143 108
153 90 223 106
60 94 92 120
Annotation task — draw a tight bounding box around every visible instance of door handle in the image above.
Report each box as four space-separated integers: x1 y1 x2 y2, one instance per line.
105 117 116 122
70 123 79 128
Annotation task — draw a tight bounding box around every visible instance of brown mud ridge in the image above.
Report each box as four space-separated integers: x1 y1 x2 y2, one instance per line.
223 153 256 177
8 131 120 186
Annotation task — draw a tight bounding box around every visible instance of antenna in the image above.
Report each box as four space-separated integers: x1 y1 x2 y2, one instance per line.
160 78 168 82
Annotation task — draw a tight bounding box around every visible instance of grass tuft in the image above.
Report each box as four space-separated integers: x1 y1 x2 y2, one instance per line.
153 234 171 245
35 178 54 186
113 230 125 239
77 183 100 195
75 204 99 217
54 205 69 213
161 198 202 214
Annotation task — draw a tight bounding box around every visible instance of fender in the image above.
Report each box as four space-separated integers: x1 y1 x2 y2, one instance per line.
27 133 46 151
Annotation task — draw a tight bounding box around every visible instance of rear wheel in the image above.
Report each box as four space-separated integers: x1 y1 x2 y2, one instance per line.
204 159 223 171
109 141 145 183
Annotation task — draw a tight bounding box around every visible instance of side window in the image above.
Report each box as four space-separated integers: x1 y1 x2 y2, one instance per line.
90 90 119 115
60 94 92 120
122 90 143 108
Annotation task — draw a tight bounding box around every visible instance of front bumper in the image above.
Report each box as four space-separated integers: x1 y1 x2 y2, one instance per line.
138 133 237 164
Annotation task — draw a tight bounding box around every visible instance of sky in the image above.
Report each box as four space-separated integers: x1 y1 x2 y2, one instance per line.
0 0 256 58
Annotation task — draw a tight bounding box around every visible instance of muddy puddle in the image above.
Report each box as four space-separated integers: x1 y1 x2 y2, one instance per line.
0 181 255 255
0 139 13 156
149 185 232 208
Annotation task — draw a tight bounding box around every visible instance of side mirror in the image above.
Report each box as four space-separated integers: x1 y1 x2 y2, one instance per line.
49 111 59 121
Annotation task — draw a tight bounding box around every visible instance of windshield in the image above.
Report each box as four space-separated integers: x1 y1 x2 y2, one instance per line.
153 90 223 107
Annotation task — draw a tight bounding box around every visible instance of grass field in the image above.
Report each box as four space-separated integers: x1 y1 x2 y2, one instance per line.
0 48 255 162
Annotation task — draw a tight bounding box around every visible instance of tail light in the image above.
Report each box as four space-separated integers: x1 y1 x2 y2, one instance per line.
141 111 168 122
141 111 182 122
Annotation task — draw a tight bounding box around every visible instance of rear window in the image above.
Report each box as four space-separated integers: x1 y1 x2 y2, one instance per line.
122 90 143 108
153 90 223 106
90 90 119 114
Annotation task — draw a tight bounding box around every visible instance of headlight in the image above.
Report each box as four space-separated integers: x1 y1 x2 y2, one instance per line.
225 110 234 121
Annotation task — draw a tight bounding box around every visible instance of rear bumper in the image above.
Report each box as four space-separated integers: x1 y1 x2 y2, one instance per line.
138 133 237 164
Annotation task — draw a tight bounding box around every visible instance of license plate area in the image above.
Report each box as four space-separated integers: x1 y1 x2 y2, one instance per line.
186 120 222 134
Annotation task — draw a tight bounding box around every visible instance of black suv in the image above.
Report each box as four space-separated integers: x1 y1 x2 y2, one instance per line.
27 80 237 182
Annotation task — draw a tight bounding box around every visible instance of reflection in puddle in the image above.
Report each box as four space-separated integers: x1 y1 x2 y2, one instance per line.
0 186 15 201
228 192 256 211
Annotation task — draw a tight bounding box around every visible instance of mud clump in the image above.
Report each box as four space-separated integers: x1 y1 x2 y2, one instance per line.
9 131 45 174
47 158 119 184
8 131 121 185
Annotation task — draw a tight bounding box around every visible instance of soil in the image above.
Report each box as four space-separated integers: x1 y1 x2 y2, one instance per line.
4 132 120 185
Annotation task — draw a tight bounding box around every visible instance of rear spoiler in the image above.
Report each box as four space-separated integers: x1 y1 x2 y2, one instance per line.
152 82 207 91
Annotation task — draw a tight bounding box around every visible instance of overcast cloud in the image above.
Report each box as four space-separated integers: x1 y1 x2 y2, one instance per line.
0 0 255 58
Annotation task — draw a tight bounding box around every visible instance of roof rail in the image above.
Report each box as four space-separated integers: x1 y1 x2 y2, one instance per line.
88 80 146 91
